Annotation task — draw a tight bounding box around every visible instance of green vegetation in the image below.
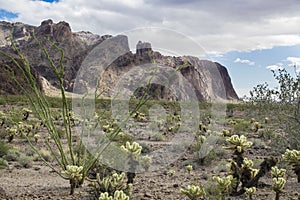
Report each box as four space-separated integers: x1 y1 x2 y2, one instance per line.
0 28 299 200
180 184 206 200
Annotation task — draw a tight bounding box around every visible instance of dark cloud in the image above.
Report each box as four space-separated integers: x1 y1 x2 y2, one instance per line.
1 0 300 53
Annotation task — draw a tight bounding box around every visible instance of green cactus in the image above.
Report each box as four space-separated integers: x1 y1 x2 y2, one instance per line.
139 155 152 171
186 165 193 174
6 126 18 142
222 129 231 137
272 177 286 200
22 107 32 120
245 187 256 200
198 135 206 143
95 171 132 197
271 166 286 179
61 165 83 195
0 111 6 126
132 111 146 121
264 117 269 124
113 190 130 200
121 142 142 156
111 172 126 189
212 175 235 198
224 135 253 154
33 134 40 143
99 192 113 200
242 158 253 168
282 149 300 182
168 169 175 176
252 122 262 132
99 190 130 200
241 158 259 186
180 184 206 200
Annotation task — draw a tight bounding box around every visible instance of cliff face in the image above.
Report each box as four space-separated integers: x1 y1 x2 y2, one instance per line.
0 19 238 101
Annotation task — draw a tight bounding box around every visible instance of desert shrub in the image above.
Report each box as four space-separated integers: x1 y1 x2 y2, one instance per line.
18 154 33 168
4 148 21 161
249 68 300 149
0 157 8 169
232 120 251 134
0 141 10 157
149 132 165 141
34 149 52 162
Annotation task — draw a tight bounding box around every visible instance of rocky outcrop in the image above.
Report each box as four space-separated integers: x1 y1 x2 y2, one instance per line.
0 19 238 101
0 58 43 95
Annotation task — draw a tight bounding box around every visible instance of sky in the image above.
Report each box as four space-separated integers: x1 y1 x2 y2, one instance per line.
0 0 300 97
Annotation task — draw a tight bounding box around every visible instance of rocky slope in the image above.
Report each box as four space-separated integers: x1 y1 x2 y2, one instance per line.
0 19 238 100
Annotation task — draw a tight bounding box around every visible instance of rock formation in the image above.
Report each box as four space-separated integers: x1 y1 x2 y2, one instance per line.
0 19 239 101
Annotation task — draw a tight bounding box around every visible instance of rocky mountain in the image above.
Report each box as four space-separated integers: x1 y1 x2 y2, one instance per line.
0 19 238 101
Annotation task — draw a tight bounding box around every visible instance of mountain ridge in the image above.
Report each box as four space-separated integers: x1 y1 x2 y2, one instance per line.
0 19 239 101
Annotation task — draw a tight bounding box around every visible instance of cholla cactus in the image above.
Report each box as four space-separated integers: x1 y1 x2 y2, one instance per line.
272 177 286 192
61 165 83 194
113 190 130 200
22 108 32 120
272 177 286 200
99 190 130 200
0 111 6 126
282 149 300 182
242 158 254 168
98 172 129 196
33 134 40 143
245 187 256 200
62 165 83 181
168 169 175 176
99 192 113 200
282 149 300 164
139 155 152 171
111 172 126 189
252 122 262 132
6 126 18 142
180 184 206 200
264 117 269 124
121 142 142 156
132 111 146 121
186 165 193 174
271 166 286 179
242 158 259 179
212 175 235 196
222 129 231 137
198 135 206 143
224 135 253 153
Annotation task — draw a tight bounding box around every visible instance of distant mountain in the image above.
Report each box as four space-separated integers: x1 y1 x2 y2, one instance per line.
0 19 238 100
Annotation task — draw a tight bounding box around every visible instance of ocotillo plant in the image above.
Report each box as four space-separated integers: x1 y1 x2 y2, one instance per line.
0 32 101 194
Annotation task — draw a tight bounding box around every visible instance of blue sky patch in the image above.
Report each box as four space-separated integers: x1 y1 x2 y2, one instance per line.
39 0 59 2
211 44 300 97
0 9 18 20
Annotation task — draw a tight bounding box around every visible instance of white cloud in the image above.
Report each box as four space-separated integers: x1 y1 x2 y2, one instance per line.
234 58 255 65
287 57 300 67
266 65 283 70
1 0 300 54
